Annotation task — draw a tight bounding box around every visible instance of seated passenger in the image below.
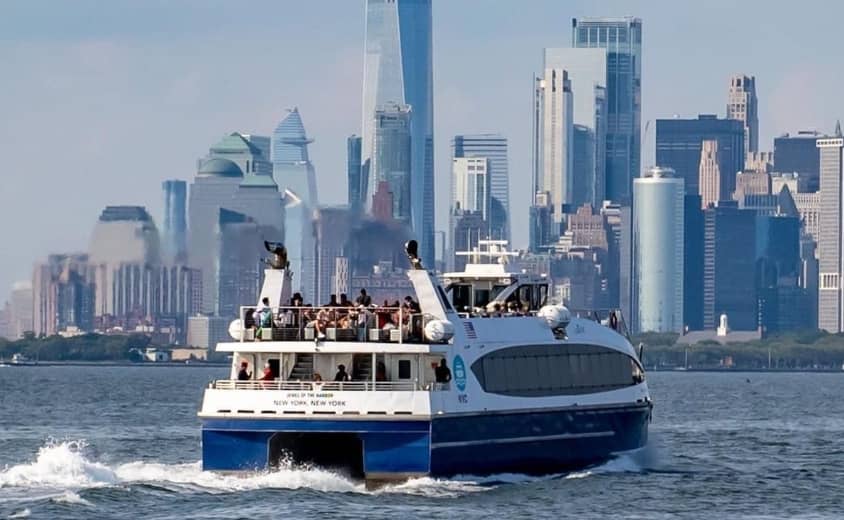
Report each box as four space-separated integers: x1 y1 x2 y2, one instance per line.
313 372 323 382
237 361 251 381
382 315 397 330
435 359 452 384
334 364 350 382
356 289 372 307
326 294 340 307
491 303 503 317
339 293 353 307
314 308 330 339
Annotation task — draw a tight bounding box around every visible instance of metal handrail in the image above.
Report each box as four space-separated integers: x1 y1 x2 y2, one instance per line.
211 379 420 392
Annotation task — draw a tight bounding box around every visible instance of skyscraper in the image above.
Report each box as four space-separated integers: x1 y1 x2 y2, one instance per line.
703 202 758 331
32 254 95 336
534 68 573 228
452 134 510 241
347 135 363 212
451 157 489 221
272 108 318 302
215 208 262 319
818 137 844 332
656 115 744 196
543 47 608 206
726 75 759 157
162 180 187 263
572 17 642 203
8 281 33 339
632 167 684 333
774 131 824 192
88 206 161 323
190 133 284 313
313 206 354 305
698 140 721 208
572 125 595 208
684 194 704 331
362 0 434 267
371 103 412 223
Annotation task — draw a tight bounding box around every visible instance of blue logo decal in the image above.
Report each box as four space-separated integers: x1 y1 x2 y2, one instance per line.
453 355 466 392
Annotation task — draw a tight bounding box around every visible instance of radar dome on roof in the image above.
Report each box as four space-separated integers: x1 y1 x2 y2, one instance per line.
198 158 243 177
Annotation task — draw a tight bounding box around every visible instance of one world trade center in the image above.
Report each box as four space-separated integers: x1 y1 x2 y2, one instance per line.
361 0 435 267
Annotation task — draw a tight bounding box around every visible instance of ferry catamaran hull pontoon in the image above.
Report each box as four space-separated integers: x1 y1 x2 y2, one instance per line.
199 240 652 481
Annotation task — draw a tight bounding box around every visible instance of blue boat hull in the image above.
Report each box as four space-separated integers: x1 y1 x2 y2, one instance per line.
201 403 651 479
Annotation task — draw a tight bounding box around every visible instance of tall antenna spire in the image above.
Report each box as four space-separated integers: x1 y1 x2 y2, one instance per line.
835 119 842 137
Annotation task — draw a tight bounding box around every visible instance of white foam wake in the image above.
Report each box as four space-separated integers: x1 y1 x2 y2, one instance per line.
0 440 654 499
0 440 118 489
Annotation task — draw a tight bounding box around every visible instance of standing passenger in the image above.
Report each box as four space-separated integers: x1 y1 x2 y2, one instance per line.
237 361 251 381
334 364 350 382
435 359 452 383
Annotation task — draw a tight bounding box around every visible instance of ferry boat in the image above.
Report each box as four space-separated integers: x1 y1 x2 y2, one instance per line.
198 240 652 482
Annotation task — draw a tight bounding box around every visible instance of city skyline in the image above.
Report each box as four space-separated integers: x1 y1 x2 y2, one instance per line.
3 1 844 299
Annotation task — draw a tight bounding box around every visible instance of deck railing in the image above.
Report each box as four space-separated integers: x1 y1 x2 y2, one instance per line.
238 305 432 344
211 379 422 392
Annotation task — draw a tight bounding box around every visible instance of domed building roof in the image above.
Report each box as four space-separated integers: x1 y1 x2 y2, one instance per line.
198 158 243 177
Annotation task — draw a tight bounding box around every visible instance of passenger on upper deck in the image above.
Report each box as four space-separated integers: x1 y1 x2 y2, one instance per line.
334 364 350 382
290 292 304 307
356 289 372 307
435 359 452 383
339 293 353 307
326 294 340 307
256 297 272 326
404 296 421 313
237 361 251 381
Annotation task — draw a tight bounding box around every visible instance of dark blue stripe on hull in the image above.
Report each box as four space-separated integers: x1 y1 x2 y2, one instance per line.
429 404 650 476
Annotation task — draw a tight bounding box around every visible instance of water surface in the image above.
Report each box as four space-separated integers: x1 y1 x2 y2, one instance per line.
1 366 842 519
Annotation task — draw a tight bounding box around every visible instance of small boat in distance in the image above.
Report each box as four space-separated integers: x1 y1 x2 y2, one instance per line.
9 353 37 366
197 240 652 483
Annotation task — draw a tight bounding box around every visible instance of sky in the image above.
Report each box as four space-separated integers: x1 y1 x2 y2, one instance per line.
1 0 843 301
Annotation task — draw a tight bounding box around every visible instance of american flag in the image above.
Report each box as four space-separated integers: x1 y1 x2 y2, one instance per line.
463 321 477 339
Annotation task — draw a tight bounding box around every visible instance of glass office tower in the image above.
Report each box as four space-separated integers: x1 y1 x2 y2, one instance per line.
572 17 642 204
362 0 434 266
272 108 318 303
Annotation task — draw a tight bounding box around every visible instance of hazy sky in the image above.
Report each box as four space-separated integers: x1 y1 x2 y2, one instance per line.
2 0 843 301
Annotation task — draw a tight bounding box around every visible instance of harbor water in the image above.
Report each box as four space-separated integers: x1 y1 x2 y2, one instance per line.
1 366 842 519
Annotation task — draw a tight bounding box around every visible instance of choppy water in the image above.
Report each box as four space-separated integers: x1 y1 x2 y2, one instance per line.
1 366 843 519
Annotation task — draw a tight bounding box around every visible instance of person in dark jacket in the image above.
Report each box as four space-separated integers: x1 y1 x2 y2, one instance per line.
356 289 372 307
435 359 452 383
237 361 252 381
334 364 350 382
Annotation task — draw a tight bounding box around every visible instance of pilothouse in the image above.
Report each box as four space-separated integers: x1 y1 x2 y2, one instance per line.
198 239 652 482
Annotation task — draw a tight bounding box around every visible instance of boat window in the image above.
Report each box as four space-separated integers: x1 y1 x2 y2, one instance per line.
538 285 548 307
518 285 533 310
470 344 640 397
451 284 472 312
474 288 491 308
490 284 509 300
398 360 412 379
